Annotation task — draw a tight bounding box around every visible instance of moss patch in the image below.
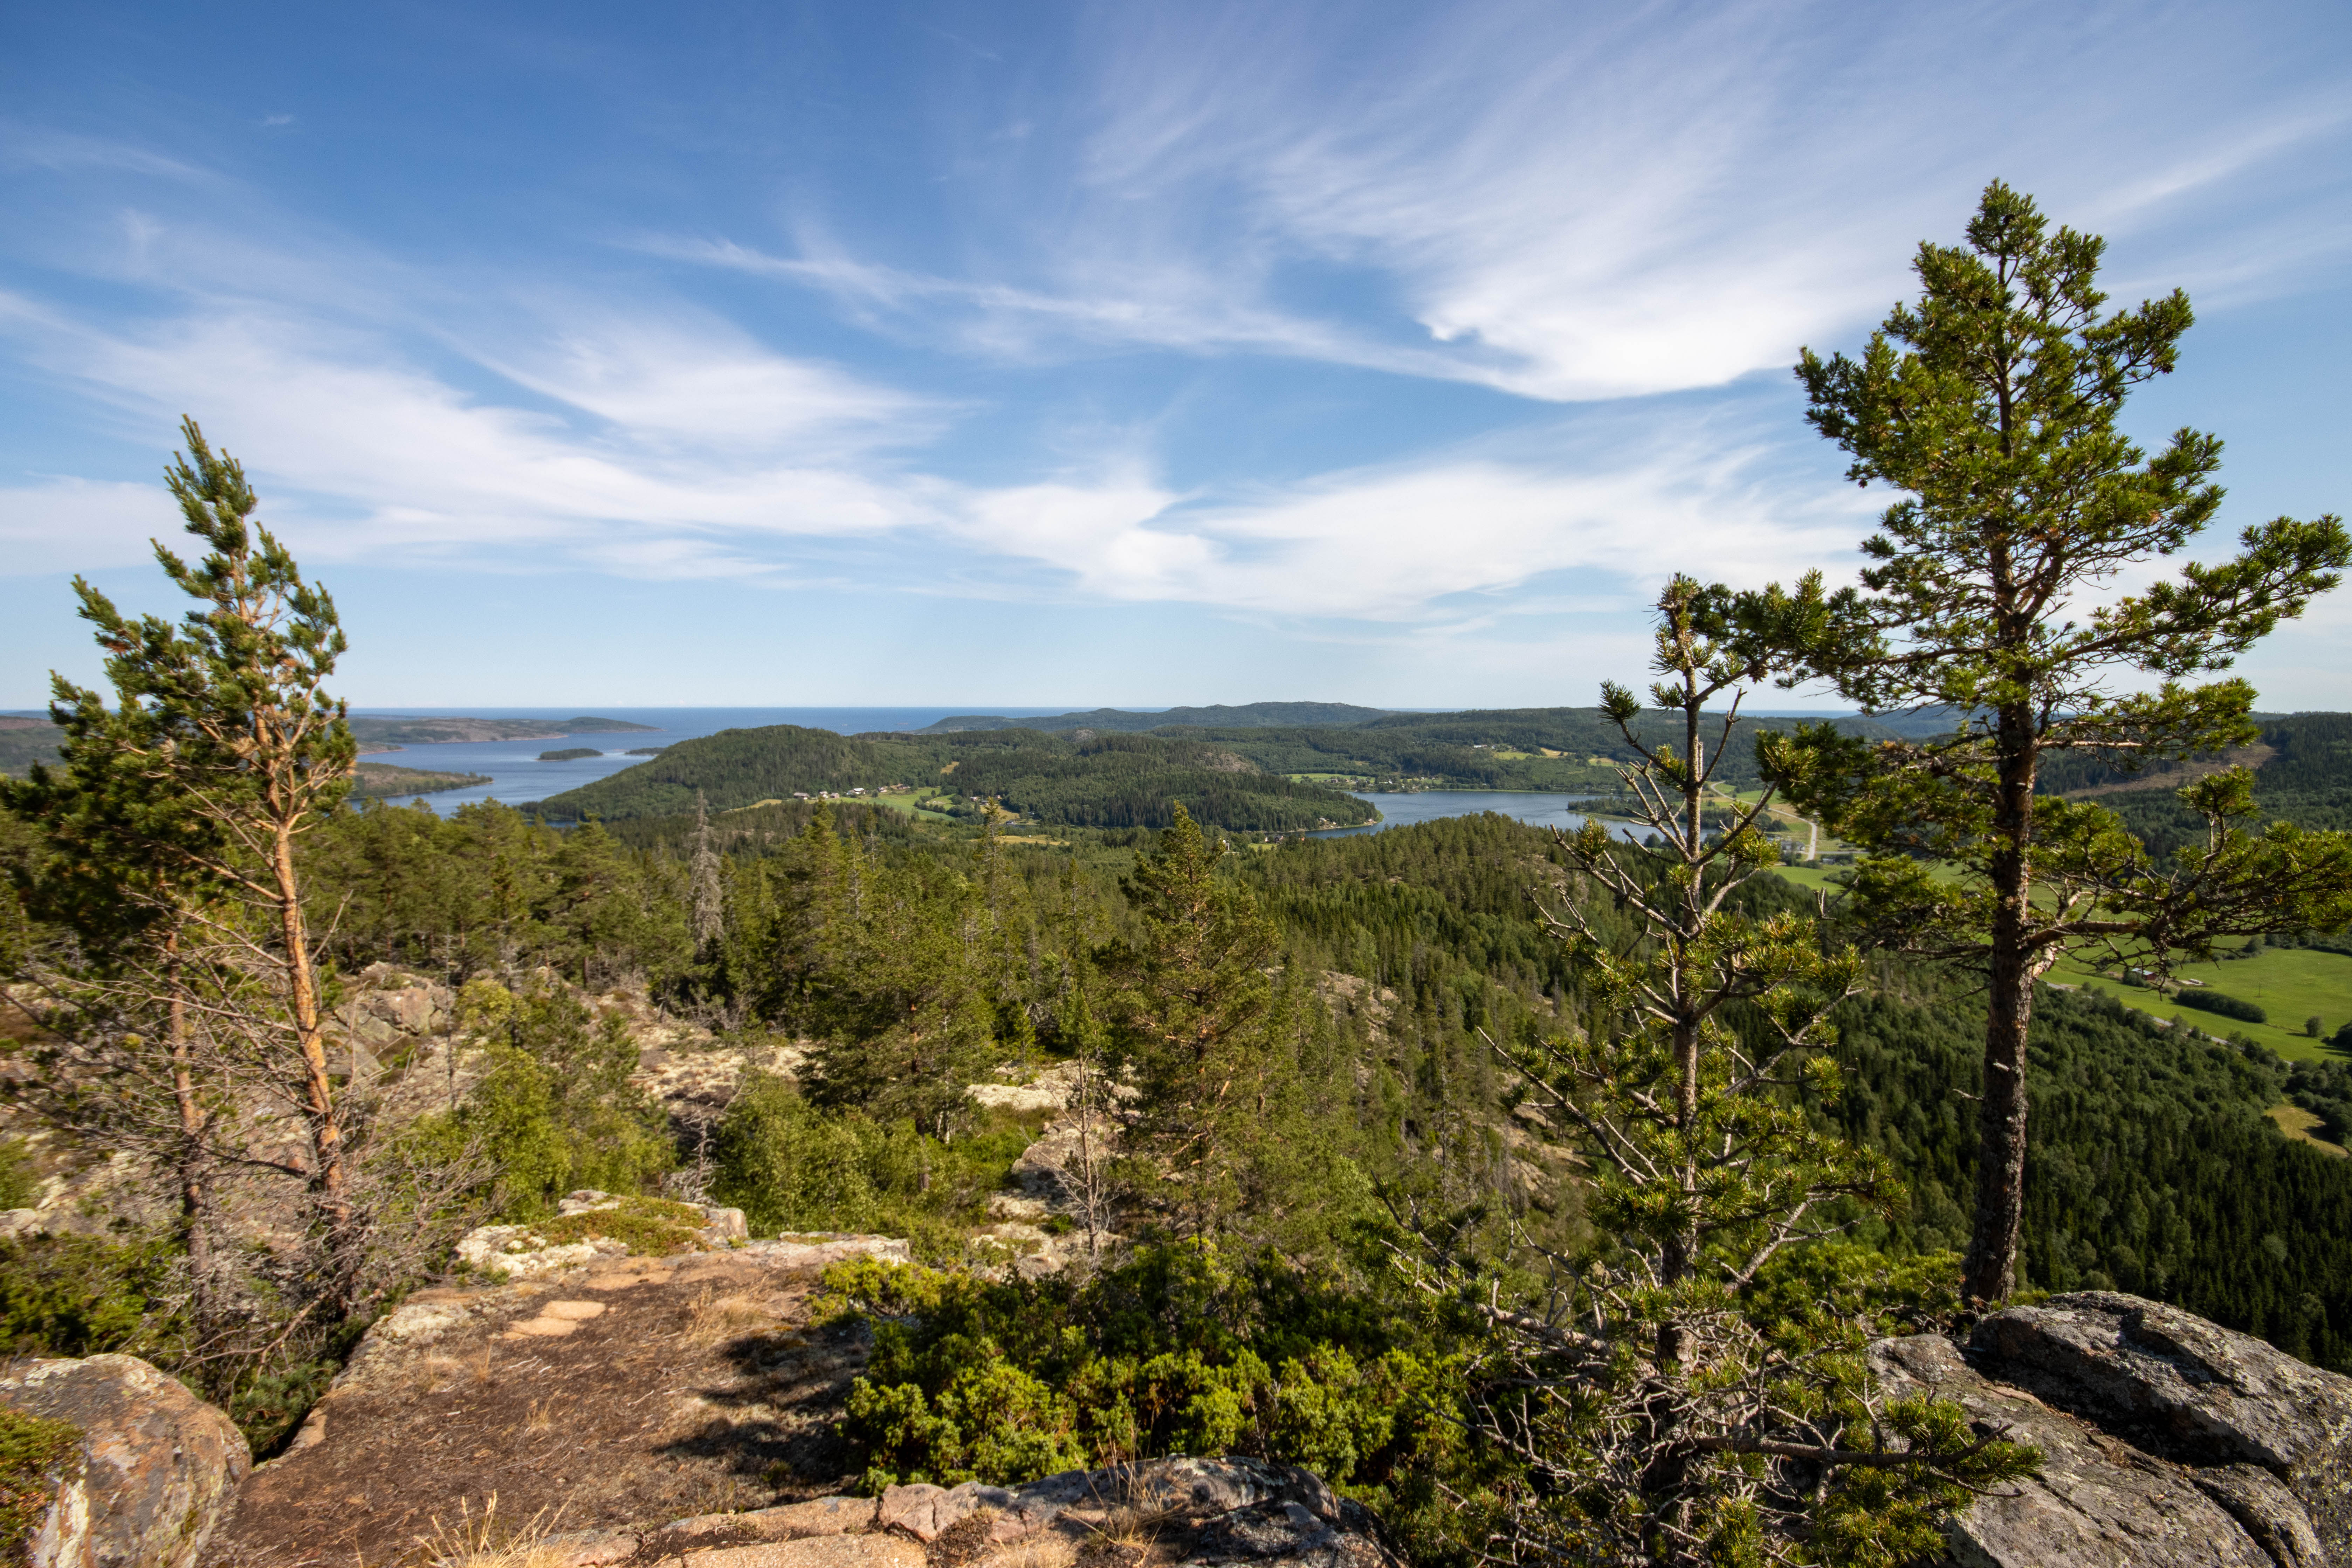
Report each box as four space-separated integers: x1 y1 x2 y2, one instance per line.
0 1403 82 1564
535 1196 710 1255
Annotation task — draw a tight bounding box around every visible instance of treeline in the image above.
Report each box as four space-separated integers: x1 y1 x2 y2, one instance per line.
1139 708 1899 793
1824 978 2352 1369
518 708 1934 825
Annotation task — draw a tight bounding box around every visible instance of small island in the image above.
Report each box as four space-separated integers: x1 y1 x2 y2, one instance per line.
539 747 602 761
624 745 667 755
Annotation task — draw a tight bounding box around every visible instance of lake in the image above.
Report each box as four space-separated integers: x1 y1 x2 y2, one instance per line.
356 706 1076 816
360 715 1649 839
1311 791 1642 841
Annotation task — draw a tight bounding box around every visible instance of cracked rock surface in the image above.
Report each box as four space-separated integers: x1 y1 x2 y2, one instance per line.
1874 1291 2352 1567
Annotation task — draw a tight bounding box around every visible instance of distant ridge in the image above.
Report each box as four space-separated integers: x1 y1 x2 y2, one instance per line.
917 701 1395 734
345 714 658 748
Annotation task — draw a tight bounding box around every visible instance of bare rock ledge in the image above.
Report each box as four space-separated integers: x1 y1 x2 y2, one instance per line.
1875 1291 2352 1567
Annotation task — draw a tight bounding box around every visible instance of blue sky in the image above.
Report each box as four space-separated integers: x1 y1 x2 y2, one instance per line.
4 1 2349 710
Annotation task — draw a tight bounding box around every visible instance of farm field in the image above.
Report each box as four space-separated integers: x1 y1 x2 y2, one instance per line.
1765 869 2352 1064
2050 944 2352 1064
1768 865 1849 895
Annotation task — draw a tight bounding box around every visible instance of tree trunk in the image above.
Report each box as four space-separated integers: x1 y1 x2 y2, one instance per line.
271 814 354 1298
1965 934 2032 1301
1964 710 2037 1302
162 923 213 1321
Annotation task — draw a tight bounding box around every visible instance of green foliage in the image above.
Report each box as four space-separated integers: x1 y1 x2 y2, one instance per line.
1101 804 1281 1235
2173 987 2267 1024
711 1072 1038 1259
524 724 1377 832
1828 983 2352 1369
0 1144 38 1213
0 1403 82 1564
304 800 694 988
534 1196 707 1254
823 1244 1479 1560
1766 180 2352 1301
2288 1059 2352 1145
1435 578 2007 1566
1458 1242 2033 1568
0 1236 184 1363
223 1359 342 1458
408 979 673 1218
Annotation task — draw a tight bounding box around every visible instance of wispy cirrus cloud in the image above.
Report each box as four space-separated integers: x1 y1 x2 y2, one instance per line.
651 1 2351 400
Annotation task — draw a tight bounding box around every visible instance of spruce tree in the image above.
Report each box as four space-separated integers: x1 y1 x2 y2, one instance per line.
1101 803 1279 1237
1765 184 2352 1301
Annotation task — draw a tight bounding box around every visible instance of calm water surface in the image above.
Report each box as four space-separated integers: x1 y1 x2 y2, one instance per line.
1311 791 1641 841
357 706 1074 817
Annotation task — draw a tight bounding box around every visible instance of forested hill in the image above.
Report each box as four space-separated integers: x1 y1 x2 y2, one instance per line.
522 724 1380 832
345 714 656 746
919 701 1396 733
0 723 62 779
1184 707 1899 791
2038 711 2352 857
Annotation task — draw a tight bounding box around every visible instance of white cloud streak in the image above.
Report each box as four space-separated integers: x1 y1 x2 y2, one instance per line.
0 270 1869 620
660 0 2351 399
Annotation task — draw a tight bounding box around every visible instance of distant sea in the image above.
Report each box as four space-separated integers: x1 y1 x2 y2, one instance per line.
350 706 1075 817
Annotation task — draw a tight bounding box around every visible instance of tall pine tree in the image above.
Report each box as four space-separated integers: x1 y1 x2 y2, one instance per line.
1763 184 2352 1300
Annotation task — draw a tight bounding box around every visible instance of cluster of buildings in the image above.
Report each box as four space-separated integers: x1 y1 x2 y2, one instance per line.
786 784 916 802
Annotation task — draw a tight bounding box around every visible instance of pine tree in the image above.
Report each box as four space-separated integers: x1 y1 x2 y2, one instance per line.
1766 183 2352 1301
2 690 241 1316
58 418 364 1300
1441 577 2034 1566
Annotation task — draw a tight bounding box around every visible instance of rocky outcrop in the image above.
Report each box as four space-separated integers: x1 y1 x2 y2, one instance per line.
1873 1291 2352 1567
591 1457 1397 1568
0 1354 249 1568
452 1190 754 1279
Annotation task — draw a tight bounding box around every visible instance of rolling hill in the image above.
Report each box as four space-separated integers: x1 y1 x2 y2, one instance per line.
521 725 1380 832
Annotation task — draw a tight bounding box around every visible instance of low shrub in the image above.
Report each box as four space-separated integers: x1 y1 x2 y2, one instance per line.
536 1196 707 1254
0 1236 183 1363
0 1142 39 1212
711 1073 1037 1258
818 1240 1484 1561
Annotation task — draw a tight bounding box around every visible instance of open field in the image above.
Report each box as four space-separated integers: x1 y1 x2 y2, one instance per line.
1768 865 1849 895
1765 868 2352 1064
2268 1102 2350 1158
2052 945 2352 1064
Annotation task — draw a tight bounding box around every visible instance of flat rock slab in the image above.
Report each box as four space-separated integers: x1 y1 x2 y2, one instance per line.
203 1254 874 1568
678 1536 924 1568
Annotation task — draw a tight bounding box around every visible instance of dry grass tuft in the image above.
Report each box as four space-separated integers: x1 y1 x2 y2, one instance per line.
411 1355 466 1395
418 1493 568 1568
683 1290 772 1344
